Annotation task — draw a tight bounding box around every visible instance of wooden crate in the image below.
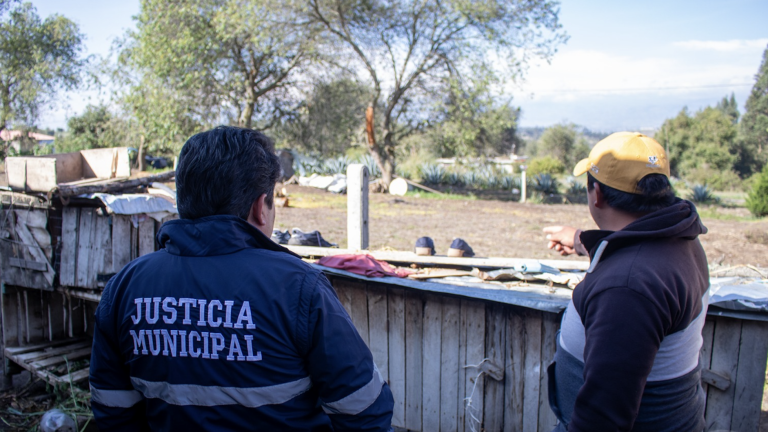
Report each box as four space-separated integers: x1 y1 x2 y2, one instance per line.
0 205 55 291
4 338 91 388
5 147 131 193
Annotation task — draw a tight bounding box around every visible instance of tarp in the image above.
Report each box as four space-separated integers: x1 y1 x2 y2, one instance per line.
88 193 178 222
709 277 768 312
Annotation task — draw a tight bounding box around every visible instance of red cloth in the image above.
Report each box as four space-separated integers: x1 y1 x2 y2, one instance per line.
317 254 414 278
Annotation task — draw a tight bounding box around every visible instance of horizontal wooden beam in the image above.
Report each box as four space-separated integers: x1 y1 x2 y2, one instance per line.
56 171 175 198
285 245 590 271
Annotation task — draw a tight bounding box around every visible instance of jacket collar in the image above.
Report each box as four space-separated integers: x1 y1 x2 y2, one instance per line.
156 215 299 258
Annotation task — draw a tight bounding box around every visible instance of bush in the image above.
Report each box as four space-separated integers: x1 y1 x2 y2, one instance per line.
747 165 768 217
419 163 447 185
683 166 742 191
527 156 565 176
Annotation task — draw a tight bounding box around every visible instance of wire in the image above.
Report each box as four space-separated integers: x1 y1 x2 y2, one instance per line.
520 82 754 95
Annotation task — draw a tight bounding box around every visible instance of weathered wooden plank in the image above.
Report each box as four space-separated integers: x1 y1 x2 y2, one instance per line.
75 208 94 287
52 367 90 384
704 316 742 431
348 282 369 347
440 296 460 432
59 207 79 286
504 309 525 432
1 286 21 351
12 340 92 363
333 279 353 316
405 290 423 432
388 288 406 428
111 215 132 273
538 312 560 432
522 309 542 432
458 301 468 432
138 217 156 257
463 300 486 432
29 347 92 369
367 285 389 383
483 303 506 432
422 294 442 432
700 319 715 396
730 320 768 432
93 215 112 286
13 218 54 287
9 258 47 272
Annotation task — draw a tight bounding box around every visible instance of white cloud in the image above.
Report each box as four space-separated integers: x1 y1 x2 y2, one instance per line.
507 48 757 103
672 39 768 52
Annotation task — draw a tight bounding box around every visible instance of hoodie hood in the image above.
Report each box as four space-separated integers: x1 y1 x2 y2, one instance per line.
580 199 707 262
156 215 299 258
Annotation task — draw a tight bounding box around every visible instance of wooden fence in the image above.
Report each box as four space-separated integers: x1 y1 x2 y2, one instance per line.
326 274 768 432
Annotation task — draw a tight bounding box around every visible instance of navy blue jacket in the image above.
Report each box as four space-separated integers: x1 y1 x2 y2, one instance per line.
90 215 394 431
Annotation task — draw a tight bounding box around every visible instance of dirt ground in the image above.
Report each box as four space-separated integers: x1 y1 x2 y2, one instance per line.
276 184 768 268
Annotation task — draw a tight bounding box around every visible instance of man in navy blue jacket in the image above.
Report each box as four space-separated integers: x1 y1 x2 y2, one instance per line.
89 127 394 431
544 132 709 432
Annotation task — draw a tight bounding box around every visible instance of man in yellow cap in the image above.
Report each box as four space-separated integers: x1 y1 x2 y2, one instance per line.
543 132 709 431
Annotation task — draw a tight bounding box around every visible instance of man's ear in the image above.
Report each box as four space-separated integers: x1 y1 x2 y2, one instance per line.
247 193 269 228
592 182 605 208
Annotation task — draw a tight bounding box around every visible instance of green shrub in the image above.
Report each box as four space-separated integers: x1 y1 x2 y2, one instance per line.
532 173 560 195
746 165 768 217
527 156 565 176
683 166 742 191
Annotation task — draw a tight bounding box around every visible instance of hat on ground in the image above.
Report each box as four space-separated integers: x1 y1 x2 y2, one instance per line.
447 238 474 257
414 236 436 256
573 132 670 194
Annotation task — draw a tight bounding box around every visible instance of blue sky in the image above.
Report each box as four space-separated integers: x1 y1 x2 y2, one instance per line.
29 0 768 133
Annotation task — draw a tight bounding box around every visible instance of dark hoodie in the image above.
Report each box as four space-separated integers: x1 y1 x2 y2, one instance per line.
549 199 709 432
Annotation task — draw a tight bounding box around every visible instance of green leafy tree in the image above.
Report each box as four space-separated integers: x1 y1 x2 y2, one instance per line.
274 78 370 156
0 1 85 134
531 123 589 168
739 44 768 176
55 104 135 153
116 0 323 161
422 74 520 158
746 164 768 217
656 107 739 185
307 0 566 187
715 92 740 125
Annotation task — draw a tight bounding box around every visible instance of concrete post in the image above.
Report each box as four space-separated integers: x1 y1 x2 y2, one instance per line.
520 169 527 203
347 164 369 250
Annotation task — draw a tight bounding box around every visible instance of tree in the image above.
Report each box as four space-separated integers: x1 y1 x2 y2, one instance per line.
55 104 134 153
655 106 741 189
0 1 85 134
273 78 370 155
117 0 323 157
739 44 768 175
715 92 739 124
307 0 566 187
421 75 520 158
532 123 589 168
746 164 768 217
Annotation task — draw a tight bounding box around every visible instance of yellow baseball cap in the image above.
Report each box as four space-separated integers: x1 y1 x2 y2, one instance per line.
573 132 670 194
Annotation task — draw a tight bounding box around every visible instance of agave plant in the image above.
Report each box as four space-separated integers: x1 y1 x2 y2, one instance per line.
500 175 516 190
296 158 322 176
462 170 482 188
446 171 464 187
419 163 447 185
567 179 587 196
323 155 352 175
688 184 718 204
357 154 381 178
532 173 560 195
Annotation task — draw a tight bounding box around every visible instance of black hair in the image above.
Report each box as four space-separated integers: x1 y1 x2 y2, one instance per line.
176 126 281 220
587 173 676 213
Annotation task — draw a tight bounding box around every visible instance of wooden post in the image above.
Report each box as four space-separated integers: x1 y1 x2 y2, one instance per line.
520 169 527 203
347 164 369 250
